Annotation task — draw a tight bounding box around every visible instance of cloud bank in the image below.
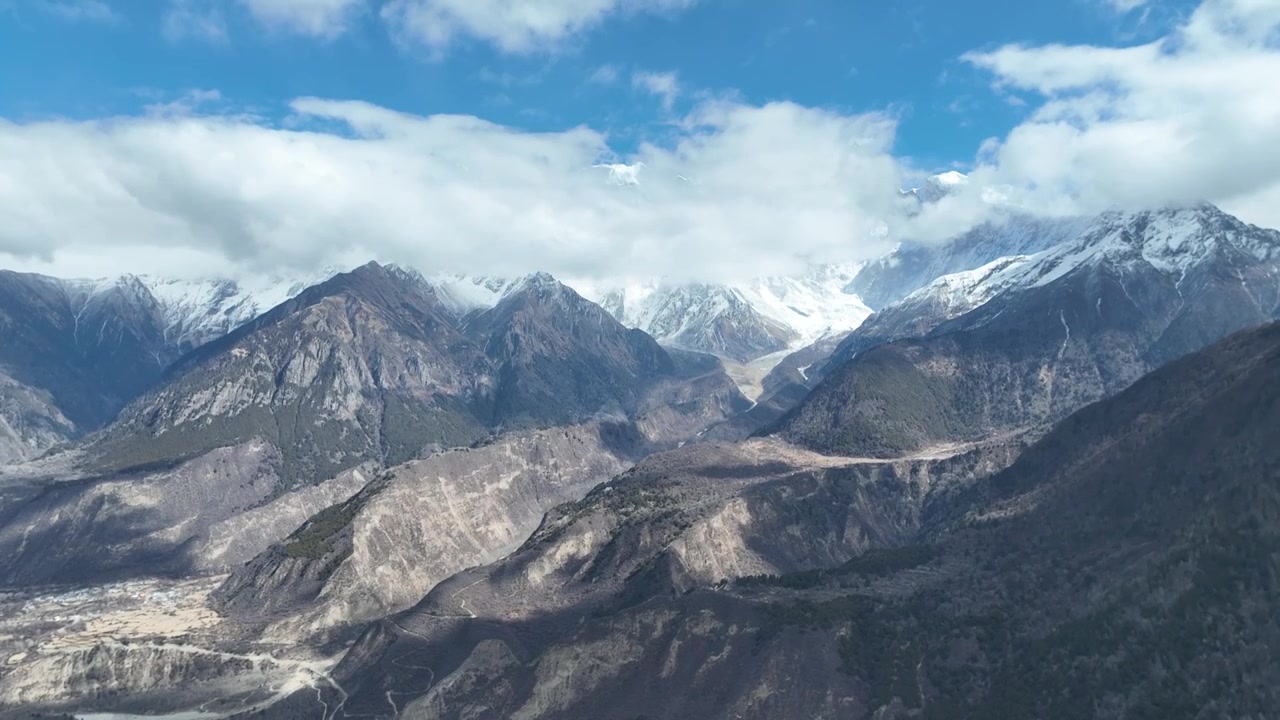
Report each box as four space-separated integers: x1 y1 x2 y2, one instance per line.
3 0 1279 283
0 98 919 282
965 0 1280 226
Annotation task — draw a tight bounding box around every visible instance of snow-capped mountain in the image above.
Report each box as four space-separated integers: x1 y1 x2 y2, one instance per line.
784 203 1280 459
140 269 340 351
586 265 873 364
847 212 1090 309
421 267 873 367
427 273 521 315
903 170 970 204
902 203 1280 320
0 267 345 463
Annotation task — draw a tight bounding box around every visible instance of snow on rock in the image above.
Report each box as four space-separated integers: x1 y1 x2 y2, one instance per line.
140 268 340 350
427 274 521 315
890 204 1280 322
582 265 873 364
897 255 1034 320
848 213 1091 309
903 171 971 204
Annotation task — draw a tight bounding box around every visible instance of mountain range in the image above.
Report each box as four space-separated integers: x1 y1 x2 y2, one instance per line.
292 314 1280 720
1 197 1278 719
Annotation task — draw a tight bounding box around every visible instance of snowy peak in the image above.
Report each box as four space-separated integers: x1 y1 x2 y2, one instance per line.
510 271 565 294
426 266 873 366
904 171 970 204
139 266 341 351
847 213 1091 309
1093 204 1278 273
1000 204 1280 292
820 203 1280 386
428 273 521 315
590 265 872 364
896 254 1033 320
479 272 620 336
871 203 1280 334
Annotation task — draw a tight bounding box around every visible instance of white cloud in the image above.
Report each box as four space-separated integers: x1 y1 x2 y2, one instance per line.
1104 0 1148 12
594 162 644 185
143 89 224 117
589 65 620 85
163 0 227 42
8 0 1279 287
0 98 929 283
43 0 116 23
239 0 365 38
632 70 680 111
965 0 1280 229
381 0 697 54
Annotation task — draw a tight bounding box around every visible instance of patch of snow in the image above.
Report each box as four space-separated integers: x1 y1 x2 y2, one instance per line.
428 274 520 314
886 204 1280 328
583 264 873 362
140 268 340 349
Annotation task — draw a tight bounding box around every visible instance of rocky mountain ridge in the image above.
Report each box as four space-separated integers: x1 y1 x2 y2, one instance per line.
254 319 1280 720
3 201 1280 719
0 262 748 590
775 204 1280 458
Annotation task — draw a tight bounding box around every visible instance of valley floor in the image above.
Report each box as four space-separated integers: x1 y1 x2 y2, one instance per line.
0 577 344 719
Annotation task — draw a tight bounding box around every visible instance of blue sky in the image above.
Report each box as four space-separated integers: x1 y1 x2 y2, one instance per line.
1 0 1195 170
0 0 1276 283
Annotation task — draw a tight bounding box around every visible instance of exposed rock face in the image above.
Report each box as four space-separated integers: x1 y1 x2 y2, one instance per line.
4 264 756 594
465 272 680 428
0 370 77 465
779 205 1280 457
211 423 647 638
0 440 372 586
633 348 755 443
0 271 177 460
1 641 283 710
266 436 1020 719
263 320 1280 720
0 263 747 588
0 267 354 466
90 265 735 481
90 262 493 484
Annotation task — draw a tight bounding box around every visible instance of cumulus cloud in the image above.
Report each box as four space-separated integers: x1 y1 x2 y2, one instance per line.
0 98 928 283
163 0 227 43
966 0 1280 228
7 0 1278 285
43 0 117 23
381 0 697 54
633 70 681 111
239 0 365 38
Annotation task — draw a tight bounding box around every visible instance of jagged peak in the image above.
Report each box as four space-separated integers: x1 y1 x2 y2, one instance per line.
513 271 562 290
348 260 389 277
331 260 429 291
1082 202 1276 257
466 271 626 343
501 271 591 307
